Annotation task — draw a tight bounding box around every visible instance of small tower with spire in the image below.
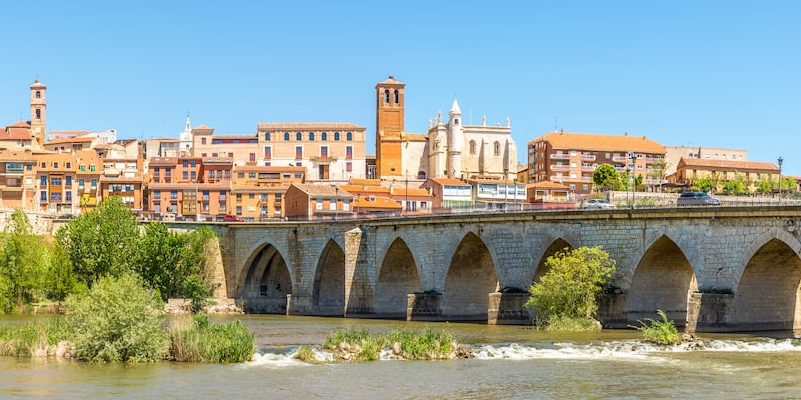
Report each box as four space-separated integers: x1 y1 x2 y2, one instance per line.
447 99 464 178
179 112 193 156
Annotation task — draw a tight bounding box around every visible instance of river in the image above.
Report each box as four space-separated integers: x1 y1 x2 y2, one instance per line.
1 315 801 399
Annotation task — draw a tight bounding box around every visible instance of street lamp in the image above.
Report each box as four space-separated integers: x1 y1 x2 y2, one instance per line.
778 156 784 196
334 186 339 221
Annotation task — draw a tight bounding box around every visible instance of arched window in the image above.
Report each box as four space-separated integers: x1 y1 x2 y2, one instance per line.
296 132 302 141
321 132 328 141
334 132 340 141
384 89 390 104
346 132 352 141
264 132 271 141
309 132 315 141
35 91 41 99
493 141 500 156
454 118 459 125
469 140 476 155
284 132 290 141
417 171 427 180
35 109 41 120
394 89 399 104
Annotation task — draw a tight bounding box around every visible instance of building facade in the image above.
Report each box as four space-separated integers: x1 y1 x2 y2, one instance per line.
528 131 666 194
664 146 748 176
670 158 779 187
284 183 355 219
231 165 306 221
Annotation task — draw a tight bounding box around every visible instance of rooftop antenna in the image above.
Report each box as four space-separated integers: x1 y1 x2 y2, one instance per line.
553 117 559 131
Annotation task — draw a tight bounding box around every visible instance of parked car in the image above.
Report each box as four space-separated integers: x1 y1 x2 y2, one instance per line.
162 213 176 222
677 191 720 207
582 199 616 210
223 214 244 222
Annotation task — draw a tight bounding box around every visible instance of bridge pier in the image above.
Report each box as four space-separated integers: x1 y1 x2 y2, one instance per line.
598 293 628 328
406 293 442 321
488 293 531 325
686 292 736 333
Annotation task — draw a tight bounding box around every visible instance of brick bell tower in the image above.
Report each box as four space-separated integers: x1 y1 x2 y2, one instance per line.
375 75 405 178
30 80 47 145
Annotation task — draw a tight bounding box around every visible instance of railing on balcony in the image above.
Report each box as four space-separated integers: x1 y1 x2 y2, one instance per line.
581 154 596 161
550 164 570 171
310 155 335 163
550 153 570 160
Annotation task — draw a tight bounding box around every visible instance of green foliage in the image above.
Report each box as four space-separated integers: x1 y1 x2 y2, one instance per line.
43 243 82 302
633 310 682 346
543 315 602 332
56 198 140 287
592 164 625 191
385 328 455 360
0 210 49 312
722 175 746 195
756 177 797 194
324 328 371 350
525 246 616 327
294 345 318 363
0 319 71 357
168 314 254 363
692 177 715 193
66 273 167 363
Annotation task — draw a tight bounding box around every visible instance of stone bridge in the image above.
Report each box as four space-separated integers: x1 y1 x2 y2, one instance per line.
177 206 801 332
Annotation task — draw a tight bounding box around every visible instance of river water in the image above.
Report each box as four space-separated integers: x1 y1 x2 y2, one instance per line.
2 315 801 399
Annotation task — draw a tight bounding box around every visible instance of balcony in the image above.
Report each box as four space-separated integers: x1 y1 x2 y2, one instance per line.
310 155 334 163
581 154 596 161
550 164 570 172
581 165 597 171
550 153 570 160
611 155 628 162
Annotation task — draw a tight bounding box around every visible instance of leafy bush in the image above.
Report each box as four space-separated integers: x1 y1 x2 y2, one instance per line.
525 246 616 330
386 328 455 360
0 210 49 312
0 318 71 357
544 315 601 332
66 273 167 363
633 310 682 346
294 345 317 363
168 314 253 363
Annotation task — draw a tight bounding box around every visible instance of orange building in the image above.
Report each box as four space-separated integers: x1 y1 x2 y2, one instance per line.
375 76 405 178
670 158 780 187
284 183 355 219
35 152 80 213
0 151 38 210
147 157 233 220
231 165 306 221
528 131 666 194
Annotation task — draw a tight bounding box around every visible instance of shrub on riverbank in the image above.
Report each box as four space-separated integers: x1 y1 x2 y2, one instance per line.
67 273 167 363
169 314 254 363
525 246 616 331
633 310 682 346
0 319 70 357
544 315 602 332
322 327 464 362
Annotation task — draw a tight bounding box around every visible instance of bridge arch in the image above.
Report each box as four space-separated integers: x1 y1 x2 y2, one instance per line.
374 237 422 317
625 235 698 326
442 232 499 321
532 238 575 284
239 242 294 313
312 239 347 315
735 236 801 331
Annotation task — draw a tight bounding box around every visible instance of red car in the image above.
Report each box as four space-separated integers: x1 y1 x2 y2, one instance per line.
222 214 244 222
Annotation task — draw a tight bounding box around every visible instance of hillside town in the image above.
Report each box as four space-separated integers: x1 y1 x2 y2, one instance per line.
1 77 798 221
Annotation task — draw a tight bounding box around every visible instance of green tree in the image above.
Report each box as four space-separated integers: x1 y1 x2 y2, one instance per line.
693 177 714 193
67 273 166 363
524 246 616 325
43 242 82 302
56 198 140 286
592 164 624 191
0 210 48 311
722 175 746 195
756 179 774 194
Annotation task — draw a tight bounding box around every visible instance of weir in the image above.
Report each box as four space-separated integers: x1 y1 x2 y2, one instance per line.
173 206 801 333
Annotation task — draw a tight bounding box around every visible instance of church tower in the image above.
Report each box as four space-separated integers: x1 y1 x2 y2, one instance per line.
375 76 405 178
447 99 464 178
30 80 47 144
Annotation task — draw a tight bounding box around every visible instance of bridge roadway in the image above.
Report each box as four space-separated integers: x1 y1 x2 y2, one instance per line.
172 206 801 332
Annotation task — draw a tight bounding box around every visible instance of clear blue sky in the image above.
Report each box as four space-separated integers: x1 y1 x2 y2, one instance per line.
1 1 799 174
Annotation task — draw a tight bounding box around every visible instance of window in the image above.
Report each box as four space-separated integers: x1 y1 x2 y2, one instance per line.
284 132 290 141
36 91 41 99
343 199 350 211
294 172 302 179
264 146 271 160
454 118 459 125
248 172 256 179
316 199 323 211
346 146 352 159
202 190 209 200
154 190 161 200
296 132 302 141
183 171 189 180
320 146 328 158
78 178 85 188
66 162 71 169
249 153 256 163
66 191 72 202
190 171 196 180
309 132 315 141
295 146 303 160
494 141 500 156
228 152 233 158
346 162 352 172
469 140 476 155
295 161 302 167
35 109 41 120
201 153 207 157
66 176 72 186
90 165 96 172
154 204 161 213
329 200 337 211
334 132 340 141
40 176 47 186
260 194 267 201
183 160 189 167
91 179 97 188
171 190 178 200
236 206 242 215
346 132 352 141
190 160 196 167
394 89 399 104
264 132 271 141
248 193 254 199
236 193 242 201
51 177 62 186
384 89 390 104
53 162 59 169
321 132 327 141
201 137 207 145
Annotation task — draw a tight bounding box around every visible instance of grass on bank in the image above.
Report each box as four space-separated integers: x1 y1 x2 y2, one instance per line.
632 310 683 346
0 318 70 357
169 314 254 363
322 327 458 362
543 315 602 332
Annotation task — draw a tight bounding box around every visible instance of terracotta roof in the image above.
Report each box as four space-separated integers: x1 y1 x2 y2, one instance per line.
341 184 390 194
425 177 471 186
0 151 37 162
45 137 95 145
231 183 288 192
7 121 30 128
349 178 381 186
390 187 432 198
0 127 32 141
533 131 665 154
376 75 404 86
258 122 365 131
30 80 46 89
353 195 403 210
401 133 428 142
233 165 306 173
678 157 779 172
527 181 570 190
290 183 354 198
206 134 257 140
149 157 178 165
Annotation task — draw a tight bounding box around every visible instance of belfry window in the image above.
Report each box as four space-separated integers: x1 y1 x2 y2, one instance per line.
35 91 41 99
35 109 41 120
384 89 390 104
394 89 399 104
494 141 500 156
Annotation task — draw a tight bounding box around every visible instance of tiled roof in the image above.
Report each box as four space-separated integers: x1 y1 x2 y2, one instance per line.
678 157 779 171
376 75 404 86
290 183 354 198
527 181 570 190
353 196 403 210
258 122 365 130
533 131 666 154
426 177 471 186
45 137 95 145
7 121 30 128
341 184 391 194
390 187 432 197
0 127 32 141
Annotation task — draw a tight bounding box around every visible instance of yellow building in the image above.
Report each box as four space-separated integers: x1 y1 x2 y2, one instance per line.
231 165 306 221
